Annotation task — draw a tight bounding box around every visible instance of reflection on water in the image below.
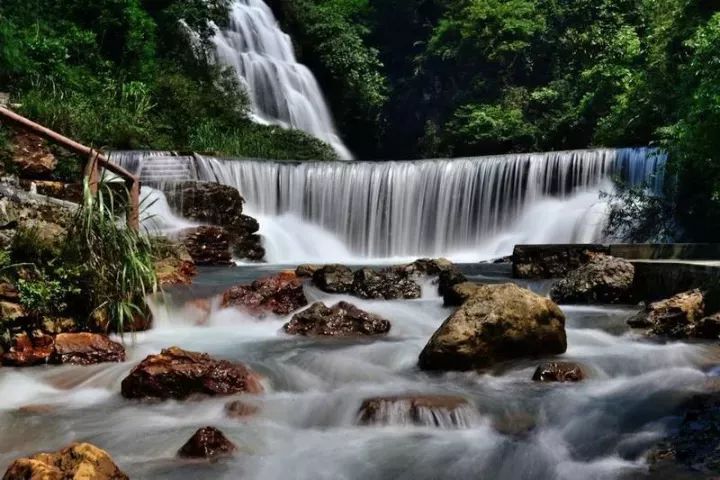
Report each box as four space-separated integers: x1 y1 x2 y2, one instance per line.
0 265 714 479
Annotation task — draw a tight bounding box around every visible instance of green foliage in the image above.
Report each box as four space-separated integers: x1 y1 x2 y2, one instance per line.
602 181 676 243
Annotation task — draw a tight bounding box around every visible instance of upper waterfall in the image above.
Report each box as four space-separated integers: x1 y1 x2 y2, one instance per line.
212 0 353 160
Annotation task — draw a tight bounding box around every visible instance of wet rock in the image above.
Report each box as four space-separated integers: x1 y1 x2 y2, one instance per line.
312 264 354 294
419 283 567 371
232 232 265 262
120 346 264 400
154 243 197 286
532 361 585 382
295 264 320 278
443 282 483 307
181 226 233 266
51 333 125 365
2 442 128 480
649 392 720 476
437 266 467 299
225 400 260 418
690 313 720 339
222 271 307 316
352 268 421 300
513 244 610 279
283 301 391 337
11 132 57 179
2 332 54 366
628 289 706 338
177 426 237 460
357 395 473 427
0 282 19 302
550 253 635 304
396 258 455 277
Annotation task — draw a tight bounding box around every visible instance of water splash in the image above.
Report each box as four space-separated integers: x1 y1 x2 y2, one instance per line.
212 0 352 159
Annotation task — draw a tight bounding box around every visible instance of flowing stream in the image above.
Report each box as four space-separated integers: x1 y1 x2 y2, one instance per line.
0 265 714 479
211 0 352 160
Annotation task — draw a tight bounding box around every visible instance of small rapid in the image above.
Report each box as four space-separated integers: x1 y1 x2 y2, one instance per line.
0 265 713 479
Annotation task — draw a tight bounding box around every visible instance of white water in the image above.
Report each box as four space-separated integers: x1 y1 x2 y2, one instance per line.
190 148 665 263
0 267 714 479
212 0 353 160
140 187 199 236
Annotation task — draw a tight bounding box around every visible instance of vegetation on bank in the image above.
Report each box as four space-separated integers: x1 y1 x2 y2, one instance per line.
0 0 337 161
275 0 720 240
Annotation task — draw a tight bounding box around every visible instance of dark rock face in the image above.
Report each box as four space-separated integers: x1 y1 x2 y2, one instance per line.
419 283 567 371
2 332 54 366
352 268 421 300
2 442 128 480
120 347 264 400
649 393 720 476
52 333 125 365
513 244 610 279
628 289 708 338
295 264 321 278
394 258 455 277
222 272 307 316
165 182 264 262
443 282 483 307
550 253 635 304
357 395 472 427
532 362 585 382
181 226 233 266
437 267 467 299
312 264 355 294
177 427 237 460
283 302 391 337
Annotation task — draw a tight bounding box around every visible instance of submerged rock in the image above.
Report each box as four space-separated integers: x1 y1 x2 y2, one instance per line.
222 271 307 316
628 289 707 338
225 400 260 418
532 361 585 382
181 226 233 266
352 267 421 300
312 264 354 294
2 332 54 366
550 253 635 304
121 346 264 400
52 333 125 365
284 302 391 337
357 395 475 427
177 427 237 460
418 283 567 371
2 442 128 480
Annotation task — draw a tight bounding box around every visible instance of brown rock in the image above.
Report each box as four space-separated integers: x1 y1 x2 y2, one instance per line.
628 289 706 338
418 283 567 371
283 302 391 337
357 395 473 427
395 258 456 277
312 264 354 294
295 264 320 278
225 400 260 418
177 427 237 460
222 271 307 316
52 333 126 365
532 361 585 382
351 268 421 300
11 132 57 179
154 243 197 286
0 282 19 302
2 332 54 366
2 442 128 480
181 226 233 266
550 253 635 304
0 300 24 320
120 346 264 400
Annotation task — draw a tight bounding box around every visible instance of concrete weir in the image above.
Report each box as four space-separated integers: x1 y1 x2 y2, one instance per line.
513 243 720 301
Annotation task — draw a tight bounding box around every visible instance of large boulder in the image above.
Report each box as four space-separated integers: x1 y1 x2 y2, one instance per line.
532 361 585 383
550 253 635 304
177 427 237 460
222 271 307 316
628 289 708 338
513 244 610 279
351 268 421 300
312 264 354 294
52 333 125 365
120 346 264 400
181 226 233 266
283 301 391 337
418 283 567 371
443 282 483 307
357 395 475 428
2 442 128 480
2 332 54 366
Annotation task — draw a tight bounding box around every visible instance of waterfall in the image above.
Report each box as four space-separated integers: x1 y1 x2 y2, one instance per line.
211 0 353 160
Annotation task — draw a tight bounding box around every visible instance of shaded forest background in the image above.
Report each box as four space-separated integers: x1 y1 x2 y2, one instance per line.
1 0 720 239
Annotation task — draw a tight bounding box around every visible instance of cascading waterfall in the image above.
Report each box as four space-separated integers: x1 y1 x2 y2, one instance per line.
190 147 666 262
212 0 353 160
